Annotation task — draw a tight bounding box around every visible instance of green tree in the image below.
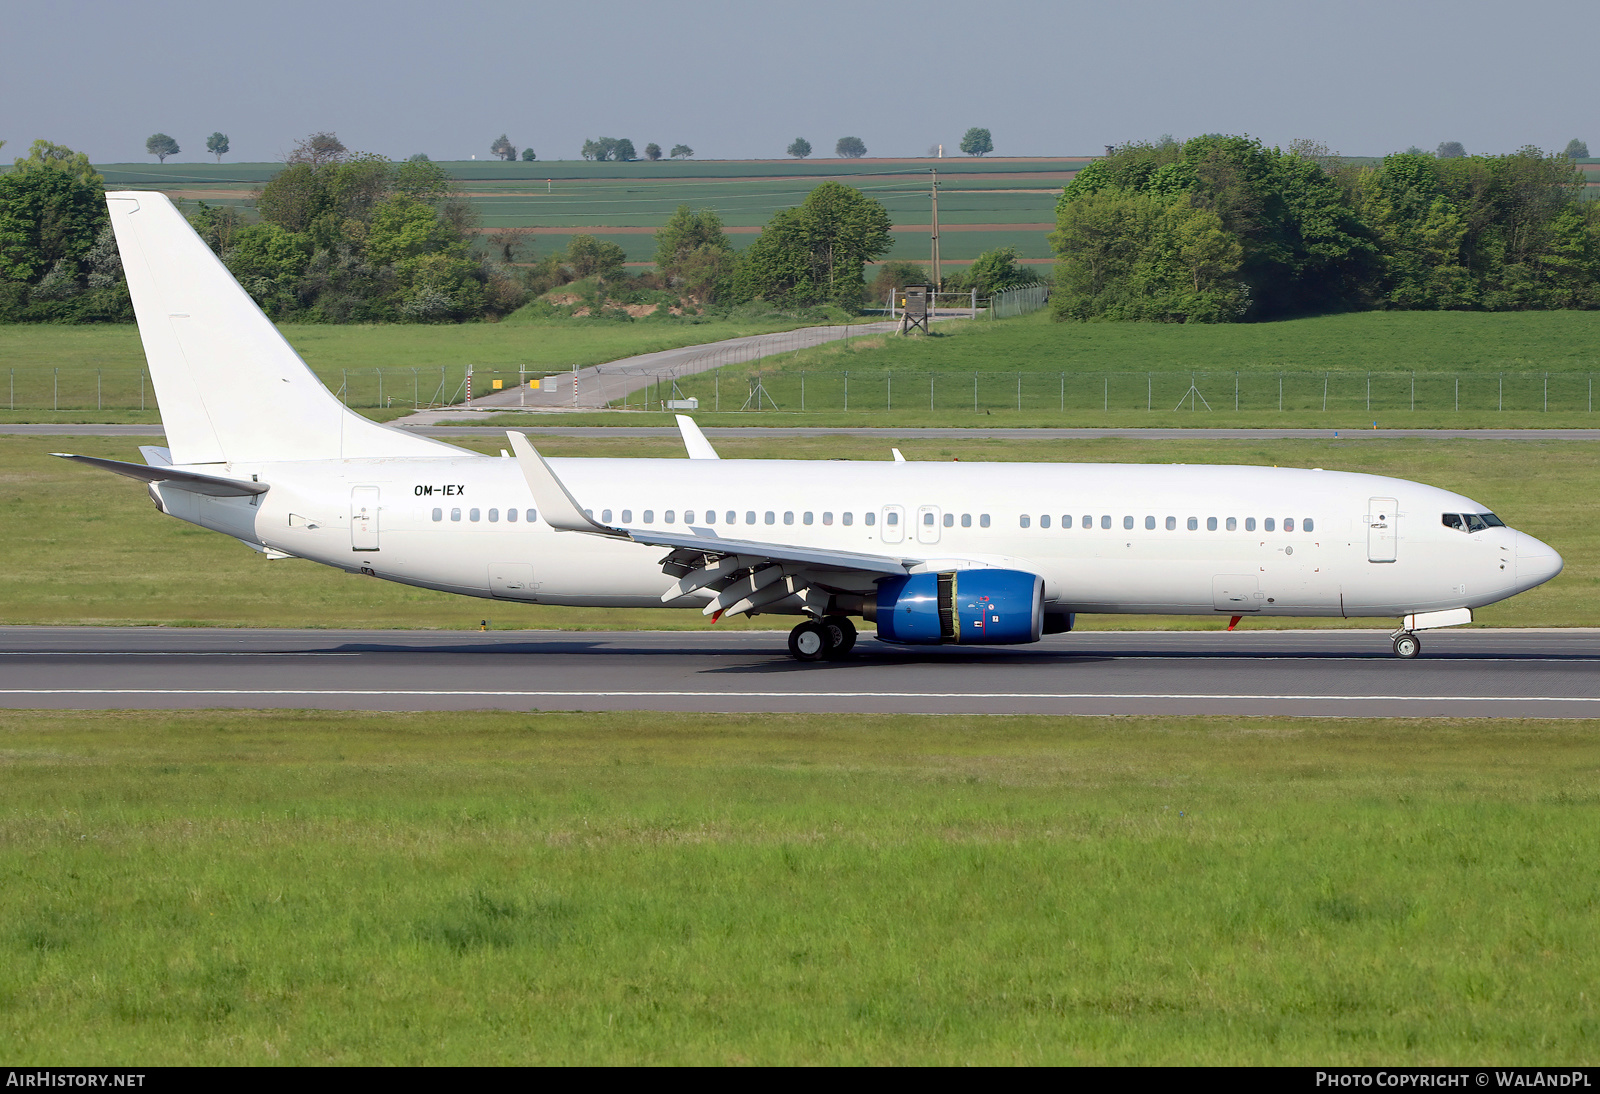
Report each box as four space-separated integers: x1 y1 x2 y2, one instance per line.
653 205 735 300
1436 141 1466 159
1565 139 1590 160
959 127 993 156
288 132 346 166
0 141 107 285
835 136 867 158
644 143 662 161
520 147 537 161
952 246 1041 294
205 132 230 162
614 138 637 162
565 234 627 279
145 133 179 163
490 134 517 161
734 181 892 307
670 144 693 159
787 138 812 159
868 260 929 302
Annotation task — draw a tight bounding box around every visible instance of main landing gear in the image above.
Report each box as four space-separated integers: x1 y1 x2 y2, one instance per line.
1392 632 1421 659
788 616 858 662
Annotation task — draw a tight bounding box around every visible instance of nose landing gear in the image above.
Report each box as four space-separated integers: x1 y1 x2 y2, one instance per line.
787 616 858 662
1392 632 1421 659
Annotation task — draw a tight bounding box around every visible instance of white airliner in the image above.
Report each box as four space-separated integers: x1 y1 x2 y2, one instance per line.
59 192 1563 661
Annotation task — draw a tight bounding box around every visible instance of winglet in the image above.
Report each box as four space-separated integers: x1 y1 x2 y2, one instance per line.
891 448 906 463
507 431 624 536
676 415 720 460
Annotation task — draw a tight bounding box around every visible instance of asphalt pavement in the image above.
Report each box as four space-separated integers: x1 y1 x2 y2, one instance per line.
2 626 1597 718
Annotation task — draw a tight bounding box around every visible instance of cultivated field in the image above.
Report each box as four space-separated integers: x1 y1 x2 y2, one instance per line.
85 157 1086 267
3 432 1585 630
4 709 1598 1064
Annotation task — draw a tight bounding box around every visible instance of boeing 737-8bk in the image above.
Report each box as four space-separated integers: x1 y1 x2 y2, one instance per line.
57 193 1564 661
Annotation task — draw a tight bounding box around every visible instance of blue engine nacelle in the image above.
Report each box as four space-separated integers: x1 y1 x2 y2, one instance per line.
875 569 1046 645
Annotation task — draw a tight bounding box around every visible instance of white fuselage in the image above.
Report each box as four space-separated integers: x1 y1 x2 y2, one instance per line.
155 454 1562 620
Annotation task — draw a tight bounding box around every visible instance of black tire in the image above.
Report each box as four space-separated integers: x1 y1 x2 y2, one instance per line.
822 616 857 659
788 620 830 662
1393 634 1421 659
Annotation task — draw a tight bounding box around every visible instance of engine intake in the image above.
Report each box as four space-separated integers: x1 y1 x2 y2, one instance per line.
875 569 1045 645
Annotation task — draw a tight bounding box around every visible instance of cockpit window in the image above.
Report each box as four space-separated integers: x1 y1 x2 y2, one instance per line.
1445 512 1505 533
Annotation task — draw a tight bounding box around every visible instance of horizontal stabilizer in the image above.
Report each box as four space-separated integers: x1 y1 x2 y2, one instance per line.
53 453 267 497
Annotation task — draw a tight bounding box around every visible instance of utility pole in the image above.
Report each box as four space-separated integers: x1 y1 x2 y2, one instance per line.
930 167 941 290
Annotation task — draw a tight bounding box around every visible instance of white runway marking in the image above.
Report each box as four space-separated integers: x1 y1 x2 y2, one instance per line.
2 688 1599 703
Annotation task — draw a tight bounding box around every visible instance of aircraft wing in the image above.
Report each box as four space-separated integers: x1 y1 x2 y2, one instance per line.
508 430 952 617
53 453 268 497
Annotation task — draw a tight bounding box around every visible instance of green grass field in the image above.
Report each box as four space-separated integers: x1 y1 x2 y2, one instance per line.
7 310 1600 425
0 316 825 421
3 432 1587 630
4 709 1598 1064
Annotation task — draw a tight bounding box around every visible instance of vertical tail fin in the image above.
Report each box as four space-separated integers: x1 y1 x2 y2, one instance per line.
106 191 449 465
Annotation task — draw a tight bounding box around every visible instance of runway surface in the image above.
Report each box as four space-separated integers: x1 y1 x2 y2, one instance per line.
9 424 1600 441
3 626 1598 718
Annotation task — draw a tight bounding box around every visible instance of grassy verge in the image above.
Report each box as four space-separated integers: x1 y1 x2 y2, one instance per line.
3 710 1598 1064
4 432 1588 629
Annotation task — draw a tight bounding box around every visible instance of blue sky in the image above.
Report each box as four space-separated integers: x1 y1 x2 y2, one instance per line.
4 0 1592 164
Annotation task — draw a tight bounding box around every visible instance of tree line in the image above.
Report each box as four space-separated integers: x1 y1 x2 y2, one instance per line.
1051 134 1600 323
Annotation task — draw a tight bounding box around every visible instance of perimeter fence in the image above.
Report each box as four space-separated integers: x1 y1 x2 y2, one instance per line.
627 368 1600 416
9 364 1600 417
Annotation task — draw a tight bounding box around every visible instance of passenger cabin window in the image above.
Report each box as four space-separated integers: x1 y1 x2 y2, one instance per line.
1040 515 1051 528
804 512 814 525
665 511 675 524
1124 516 1134 530
1100 515 1111 529
843 513 853 526
1020 515 1031 528
489 508 499 522
1187 517 1198 531
746 511 756 525
979 514 990 528
432 508 442 522
1145 516 1155 530
599 509 610 523
451 508 461 521
622 510 632 523
1264 518 1275 532
527 509 537 523
705 510 715 524
961 514 972 528
823 512 834 526
1284 518 1294 532
1226 517 1236 531
643 510 654 523
885 512 897 525
925 512 936 526
507 509 518 522
1166 516 1176 531
1245 517 1256 531
470 508 481 522
683 510 694 524
1304 518 1315 532
866 513 876 526
1082 514 1092 529
765 511 776 525
943 513 953 527
726 511 737 524
1206 517 1217 531
1062 515 1072 529
784 512 794 525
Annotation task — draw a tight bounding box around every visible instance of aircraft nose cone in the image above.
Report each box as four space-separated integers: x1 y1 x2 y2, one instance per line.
1515 532 1563 590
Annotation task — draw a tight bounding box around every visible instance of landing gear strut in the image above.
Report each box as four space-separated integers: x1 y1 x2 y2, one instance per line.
787 616 858 662
1392 633 1421 659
